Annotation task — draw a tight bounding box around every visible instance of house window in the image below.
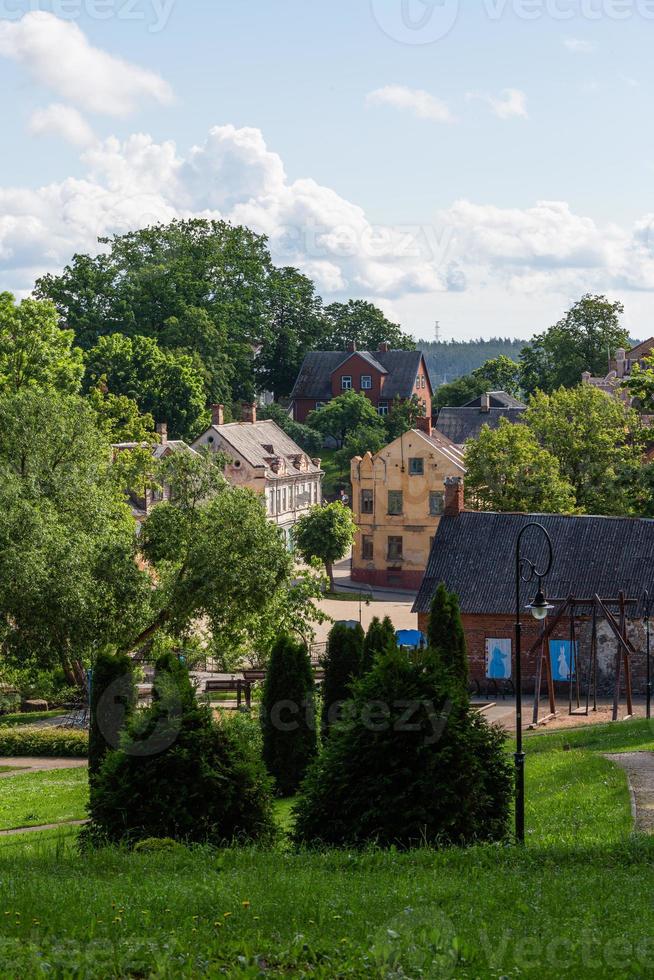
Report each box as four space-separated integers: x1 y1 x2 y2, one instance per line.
421 376 426 389
360 375 372 390
282 488 287 512
362 535 374 560
378 401 389 417
361 489 374 514
388 490 403 515
341 376 352 390
315 401 327 410
408 458 424 476
416 376 421 389
430 491 445 516
276 489 281 512
387 536 403 561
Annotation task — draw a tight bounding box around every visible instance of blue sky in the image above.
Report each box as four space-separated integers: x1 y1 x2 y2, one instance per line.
1 1 654 341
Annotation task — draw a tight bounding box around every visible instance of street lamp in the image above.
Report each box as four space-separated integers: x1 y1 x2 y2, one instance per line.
644 590 651 721
515 522 554 844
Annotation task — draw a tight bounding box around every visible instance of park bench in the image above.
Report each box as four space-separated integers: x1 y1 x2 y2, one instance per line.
204 678 253 709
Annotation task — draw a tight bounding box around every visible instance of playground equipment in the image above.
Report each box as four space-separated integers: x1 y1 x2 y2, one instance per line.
531 592 637 724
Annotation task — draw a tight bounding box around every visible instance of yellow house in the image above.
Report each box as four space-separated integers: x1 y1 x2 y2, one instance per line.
350 419 465 590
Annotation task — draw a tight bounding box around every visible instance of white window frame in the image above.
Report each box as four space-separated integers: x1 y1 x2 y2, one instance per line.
377 402 389 417
360 375 372 390
341 376 352 391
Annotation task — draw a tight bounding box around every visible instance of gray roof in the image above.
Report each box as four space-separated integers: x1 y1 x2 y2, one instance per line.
463 391 526 409
290 349 425 401
435 407 526 445
194 420 322 479
112 440 197 460
413 511 654 616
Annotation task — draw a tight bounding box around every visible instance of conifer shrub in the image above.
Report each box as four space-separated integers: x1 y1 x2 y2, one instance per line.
321 622 364 735
87 652 275 846
427 582 469 688
89 649 136 780
362 616 397 672
261 634 317 796
293 644 512 850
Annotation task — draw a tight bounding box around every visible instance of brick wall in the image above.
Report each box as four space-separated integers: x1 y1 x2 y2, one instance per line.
352 566 425 591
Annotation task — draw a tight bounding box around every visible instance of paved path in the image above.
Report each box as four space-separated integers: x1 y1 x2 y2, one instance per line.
0 819 87 837
0 757 87 775
605 752 654 833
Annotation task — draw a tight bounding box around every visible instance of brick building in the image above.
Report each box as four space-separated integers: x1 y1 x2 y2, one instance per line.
289 343 432 424
413 483 654 694
350 419 465 590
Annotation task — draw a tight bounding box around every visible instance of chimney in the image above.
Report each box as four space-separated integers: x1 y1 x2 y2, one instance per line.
443 476 464 517
581 371 592 384
615 348 626 378
211 404 224 426
312 457 322 469
241 402 257 424
156 422 168 445
480 392 491 413
378 341 390 353
415 415 432 437
346 341 357 352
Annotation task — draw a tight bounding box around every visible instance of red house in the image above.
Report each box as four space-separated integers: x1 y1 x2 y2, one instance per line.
289 343 432 423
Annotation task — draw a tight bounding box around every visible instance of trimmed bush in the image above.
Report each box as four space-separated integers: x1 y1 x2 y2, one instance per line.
427 582 469 688
0 726 88 758
87 652 275 846
321 622 364 736
89 649 136 780
261 634 317 796
293 645 512 849
362 616 397 672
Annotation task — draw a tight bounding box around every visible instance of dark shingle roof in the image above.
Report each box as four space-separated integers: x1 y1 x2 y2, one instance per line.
413 511 654 615
464 391 526 409
290 350 424 401
435 407 526 445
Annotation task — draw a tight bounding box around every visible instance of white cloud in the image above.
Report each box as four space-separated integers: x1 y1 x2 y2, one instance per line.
365 85 452 123
563 38 595 53
467 88 529 120
0 12 173 117
29 104 95 147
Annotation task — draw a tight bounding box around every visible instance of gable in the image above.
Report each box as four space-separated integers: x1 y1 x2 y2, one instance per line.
331 352 386 380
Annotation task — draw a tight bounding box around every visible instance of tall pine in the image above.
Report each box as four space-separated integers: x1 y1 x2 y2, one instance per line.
362 616 397 672
427 582 468 689
321 622 364 735
89 649 136 782
261 634 317 795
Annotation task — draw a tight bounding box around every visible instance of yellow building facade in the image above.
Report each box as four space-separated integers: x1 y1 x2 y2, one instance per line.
350 422 465 590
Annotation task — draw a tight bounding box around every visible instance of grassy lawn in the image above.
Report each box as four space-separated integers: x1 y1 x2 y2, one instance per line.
0 711 66 727
0 721 652 976
0 768 87 831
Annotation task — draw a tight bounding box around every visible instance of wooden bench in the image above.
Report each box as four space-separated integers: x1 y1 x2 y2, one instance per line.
204 678 253 709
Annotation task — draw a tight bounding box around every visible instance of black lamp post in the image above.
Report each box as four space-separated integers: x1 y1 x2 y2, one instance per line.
645 590 651 721
515 522 554 844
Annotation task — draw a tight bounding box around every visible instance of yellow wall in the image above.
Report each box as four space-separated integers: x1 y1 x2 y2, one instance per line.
350 430 464 588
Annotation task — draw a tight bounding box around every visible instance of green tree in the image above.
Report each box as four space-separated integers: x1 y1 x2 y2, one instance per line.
307 390 385 448
87 385 156 443
261 634 317 795
434 356 522 411
520 295 629 395
0 388 151 687
526 385 641 515
86 651 275 846
160 306 233 407
293 501 357 589
89 649 135 781
293 644 512 848
464 418 577 514
84 334 208 441
257 267 325 399
258 402 323 457
335 423 387 470
321 622 364 735
0 292 83 394
362 616 397 672
426 583 469 689
385 395 426 440
322 300 414 351
433 373 484 411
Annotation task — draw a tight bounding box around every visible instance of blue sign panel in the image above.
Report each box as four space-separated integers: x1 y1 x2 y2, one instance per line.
485 638 512 680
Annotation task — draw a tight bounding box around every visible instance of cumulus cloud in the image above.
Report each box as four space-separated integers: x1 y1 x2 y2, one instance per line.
563 38 595 53
467 88 528 120
365 85 452 123
29 103 95 147
0 12 173 116
2 123 654 312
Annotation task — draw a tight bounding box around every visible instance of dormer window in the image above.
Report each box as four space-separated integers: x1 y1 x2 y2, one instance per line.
262 444 274 454
341 376 352 390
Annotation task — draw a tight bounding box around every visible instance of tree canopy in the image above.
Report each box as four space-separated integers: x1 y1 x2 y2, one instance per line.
307 390 385 448
293 502 357 589
0 292 83 394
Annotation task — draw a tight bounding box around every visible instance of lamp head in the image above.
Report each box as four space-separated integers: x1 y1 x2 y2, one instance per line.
527 587 553 621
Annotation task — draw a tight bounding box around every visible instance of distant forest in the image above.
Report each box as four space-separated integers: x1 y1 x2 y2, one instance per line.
419 338 528 387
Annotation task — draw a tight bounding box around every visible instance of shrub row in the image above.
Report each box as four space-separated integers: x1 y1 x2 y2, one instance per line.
0 725 88 758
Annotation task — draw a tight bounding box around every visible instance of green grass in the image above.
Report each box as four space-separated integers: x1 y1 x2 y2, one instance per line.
0 711 66 727
0 721 652 976
325 590 381 603
0 768 87 831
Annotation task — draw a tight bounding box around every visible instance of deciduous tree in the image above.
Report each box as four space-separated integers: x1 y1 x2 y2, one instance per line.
0 292 83 394
293 501 356 588
307 390 385 448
